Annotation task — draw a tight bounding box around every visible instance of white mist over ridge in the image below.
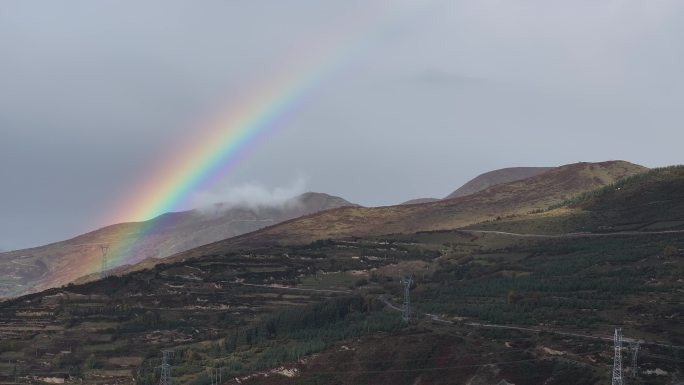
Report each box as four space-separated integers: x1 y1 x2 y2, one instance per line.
190 177 309 212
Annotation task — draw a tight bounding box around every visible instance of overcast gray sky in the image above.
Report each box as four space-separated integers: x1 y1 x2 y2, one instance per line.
1 0 683 250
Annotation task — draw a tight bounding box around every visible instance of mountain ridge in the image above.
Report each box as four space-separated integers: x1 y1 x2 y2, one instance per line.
1 161 682 385
149 160 647 267
400 198 440 205
445 166 554 199
0 160 649 298
0 192 355 298
401 166 553 205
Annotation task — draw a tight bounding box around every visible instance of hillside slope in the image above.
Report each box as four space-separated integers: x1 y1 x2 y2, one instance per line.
445 166 554 199
400 166 552 205
0 192 355 298
167 161 646 262
571 165 684 231
0 176 681 384
468 165 684 234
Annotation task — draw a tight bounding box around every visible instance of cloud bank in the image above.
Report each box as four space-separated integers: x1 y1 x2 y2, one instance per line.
189 177 308 211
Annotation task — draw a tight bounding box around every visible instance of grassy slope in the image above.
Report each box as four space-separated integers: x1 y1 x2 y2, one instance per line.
572 165 684 231
0 239 434 384
2 229 680 384
161 161 646 267
445 166 554 199
238 226 684 385
5 161 684 385
465 165 684 234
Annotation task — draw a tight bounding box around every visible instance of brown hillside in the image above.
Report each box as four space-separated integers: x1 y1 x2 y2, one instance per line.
167 161 647 263
445 166 554 199
0 193 355 298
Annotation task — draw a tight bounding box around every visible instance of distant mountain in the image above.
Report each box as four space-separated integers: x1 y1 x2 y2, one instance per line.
400 198 440 205
400 167 552 205
445 167 554 199
163 161 647 262
0 192 355 298
2 162 681 385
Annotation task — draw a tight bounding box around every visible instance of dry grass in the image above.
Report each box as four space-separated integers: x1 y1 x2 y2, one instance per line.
168 161 647 264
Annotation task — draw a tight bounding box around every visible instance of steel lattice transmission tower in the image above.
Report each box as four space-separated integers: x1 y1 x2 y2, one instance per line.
630 342 640 378
612 328 624 385
100 245 109 279
401 276 413 323
159 350 174 385
209 368 222 385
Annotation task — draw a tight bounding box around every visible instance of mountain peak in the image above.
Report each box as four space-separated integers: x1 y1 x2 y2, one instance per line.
297 192 358 210
445 166 554 199
164 160 649 260
0 191 356 298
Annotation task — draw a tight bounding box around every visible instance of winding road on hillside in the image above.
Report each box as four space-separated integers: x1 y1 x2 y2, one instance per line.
460 229 684 238
217 283 683 351
378 296 684 351
226 281 353 294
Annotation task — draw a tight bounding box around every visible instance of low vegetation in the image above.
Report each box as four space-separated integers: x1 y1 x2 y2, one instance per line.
0 163 682 384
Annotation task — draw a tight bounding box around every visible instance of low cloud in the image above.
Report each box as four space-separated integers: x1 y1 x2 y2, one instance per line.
189 177 308 211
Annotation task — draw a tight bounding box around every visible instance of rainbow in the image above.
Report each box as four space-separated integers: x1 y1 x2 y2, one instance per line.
79 1 406 275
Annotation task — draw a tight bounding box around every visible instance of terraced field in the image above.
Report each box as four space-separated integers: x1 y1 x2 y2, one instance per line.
1 230 682 385
1 166 683 385
0 240 434 384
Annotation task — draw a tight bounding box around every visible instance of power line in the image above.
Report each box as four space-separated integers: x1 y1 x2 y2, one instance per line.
640 353 684 363
209 367 222 385
630 342 640 378
65 242 110 247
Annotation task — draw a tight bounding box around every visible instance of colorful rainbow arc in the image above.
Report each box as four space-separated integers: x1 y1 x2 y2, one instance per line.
85 1 405 275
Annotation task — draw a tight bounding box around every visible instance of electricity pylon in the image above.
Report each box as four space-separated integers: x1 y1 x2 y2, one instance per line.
612 328 623 385
100 245 109 279
401 276 413 323
209 368 222 385
159 350 173 385
630 342 640 378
